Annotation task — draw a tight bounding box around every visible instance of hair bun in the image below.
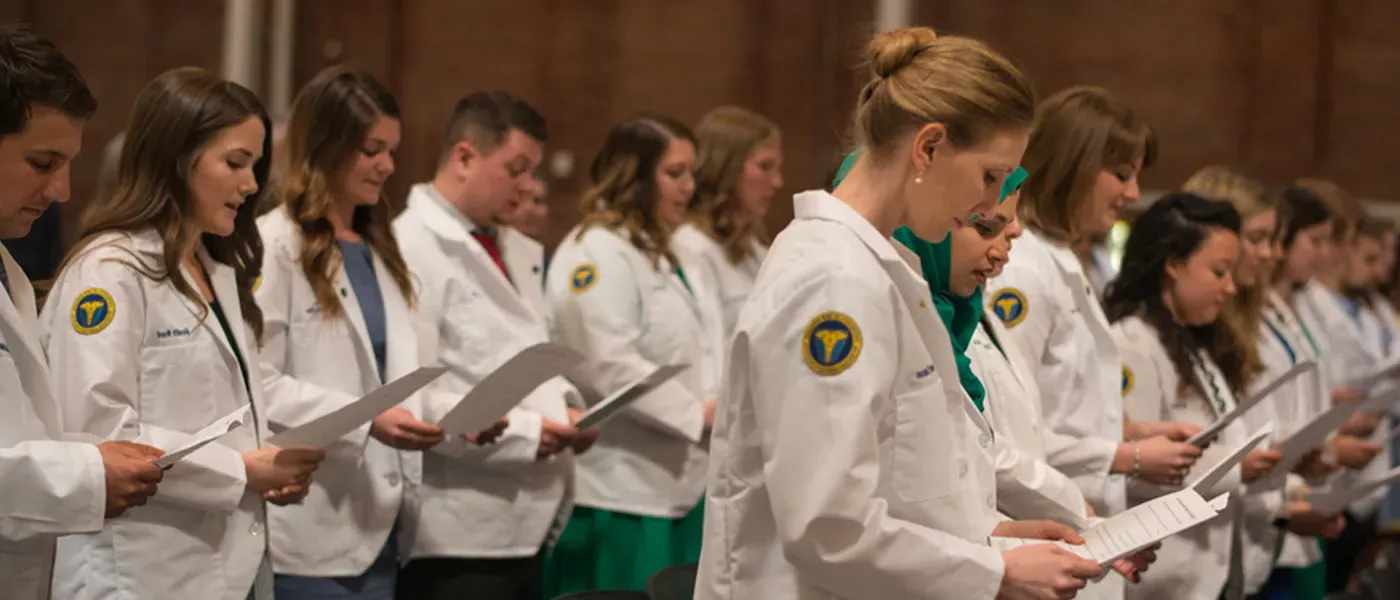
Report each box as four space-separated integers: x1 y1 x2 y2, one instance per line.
868 27 939 79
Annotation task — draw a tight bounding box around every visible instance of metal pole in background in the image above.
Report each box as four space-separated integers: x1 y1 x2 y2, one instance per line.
221 0 264 93
267 0 296 119
875 0 912 32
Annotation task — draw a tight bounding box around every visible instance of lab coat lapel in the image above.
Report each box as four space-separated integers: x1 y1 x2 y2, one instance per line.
0 245 61 438
331 259 378 387
1304 282 1378 361
411 184 540 325
1047 243 1117 352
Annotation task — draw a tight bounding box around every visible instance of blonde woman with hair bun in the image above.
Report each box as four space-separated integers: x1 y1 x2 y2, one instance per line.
673 105 784 337
696 27 1137 600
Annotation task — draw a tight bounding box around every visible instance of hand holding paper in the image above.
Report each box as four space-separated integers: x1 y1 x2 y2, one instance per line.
156 405 252 468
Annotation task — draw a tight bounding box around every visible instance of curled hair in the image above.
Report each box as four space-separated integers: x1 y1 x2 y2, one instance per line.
1019 86 1157 243
275 65 414 319
1104 193 1243 396
577 115 695 270
689 105 780 265
854 27 1035 159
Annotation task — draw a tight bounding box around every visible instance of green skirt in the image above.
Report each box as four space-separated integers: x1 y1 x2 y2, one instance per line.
541 501 705 597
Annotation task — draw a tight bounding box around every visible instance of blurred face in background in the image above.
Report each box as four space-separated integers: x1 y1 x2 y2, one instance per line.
509 178 549 240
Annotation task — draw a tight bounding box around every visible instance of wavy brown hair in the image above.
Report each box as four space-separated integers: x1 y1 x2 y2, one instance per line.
688 105 780 265
275 65 413 319
62 67 269 340
577 115 695 270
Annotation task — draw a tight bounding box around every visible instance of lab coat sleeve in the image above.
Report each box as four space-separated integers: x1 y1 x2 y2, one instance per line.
751 272 1005 600
992 442 1090 530
44 254 246 515
0 440 106 542
419 385 543 467
990 265 1118 503
254 240 370 459
549 245 705 443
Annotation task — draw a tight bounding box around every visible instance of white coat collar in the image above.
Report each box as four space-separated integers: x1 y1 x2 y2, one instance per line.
793 190 994 437
1301 280 1378 360
410 182 481 242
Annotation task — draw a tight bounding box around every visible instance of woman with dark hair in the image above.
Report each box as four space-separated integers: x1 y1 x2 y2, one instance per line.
41 67 326 600
1103 193 1246 599
255 65 450 600
542 115 726 594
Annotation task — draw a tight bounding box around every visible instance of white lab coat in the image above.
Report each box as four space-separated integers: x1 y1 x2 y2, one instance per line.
970 319 1090 529
1257 291 1329 569
393 183 574 558
696 190 1006 600
255 208 421 575
0 246 106 600
41 230 272 600
672 223 766 337
1297 282 1391 518
989 228 1126 517
546 223 724 518
1113 315 1244 600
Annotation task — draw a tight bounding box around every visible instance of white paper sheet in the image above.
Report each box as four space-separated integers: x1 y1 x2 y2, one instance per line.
1189 426 1273 494
267 366 447 448
574 363 690 430
156 405 251 468
1262 402 1364 487
435 343 586 435
1189 362 1314 446
991 489 1225 566
1307 465 1400 514
1348 352 1400 390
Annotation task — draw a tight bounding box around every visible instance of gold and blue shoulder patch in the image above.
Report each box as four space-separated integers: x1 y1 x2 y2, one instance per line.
803 311 862 376
1121 366 1134 396
989 287 1028 328
71 288 115 335
570 263 598 294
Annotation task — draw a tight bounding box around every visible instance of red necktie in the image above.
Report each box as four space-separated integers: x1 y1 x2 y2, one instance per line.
472 229 513 284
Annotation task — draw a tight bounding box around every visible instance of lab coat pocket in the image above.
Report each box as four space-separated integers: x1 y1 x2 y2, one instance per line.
141 342 216 433
891 380 957 503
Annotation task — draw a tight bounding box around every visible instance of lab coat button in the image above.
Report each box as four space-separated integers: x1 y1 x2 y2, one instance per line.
986 495 995 509
386 472 400 487
958 460 968 477
249 523 261 536
978 433 991 447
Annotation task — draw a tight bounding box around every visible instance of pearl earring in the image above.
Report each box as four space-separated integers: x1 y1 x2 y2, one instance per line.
914 176 923 184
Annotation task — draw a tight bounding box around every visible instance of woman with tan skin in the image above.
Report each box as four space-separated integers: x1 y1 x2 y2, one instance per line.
673 105 784 337
42 67 325 600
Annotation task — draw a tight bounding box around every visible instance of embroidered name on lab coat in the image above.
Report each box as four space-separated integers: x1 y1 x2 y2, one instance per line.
915 364 936 379
156 328 192 339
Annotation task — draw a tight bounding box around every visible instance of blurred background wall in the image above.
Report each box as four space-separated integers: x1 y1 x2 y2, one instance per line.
4 0 1399 251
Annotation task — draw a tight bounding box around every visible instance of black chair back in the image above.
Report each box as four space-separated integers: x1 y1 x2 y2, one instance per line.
646 563 698 600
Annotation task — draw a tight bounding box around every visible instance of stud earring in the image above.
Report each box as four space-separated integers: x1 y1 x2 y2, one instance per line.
914 177 923 184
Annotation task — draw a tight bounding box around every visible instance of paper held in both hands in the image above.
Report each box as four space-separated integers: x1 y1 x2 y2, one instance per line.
434 343 587 435
267 366 449 448
1260 356 1400 486
991 428 1270 566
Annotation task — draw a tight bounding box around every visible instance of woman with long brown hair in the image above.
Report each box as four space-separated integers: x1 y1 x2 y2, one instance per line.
41 67 325 600
254 65 446 600
542 115 726 594
673 105 783 336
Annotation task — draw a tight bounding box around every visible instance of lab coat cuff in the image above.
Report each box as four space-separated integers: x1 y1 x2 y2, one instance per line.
1085 437 1119 475
970 543 1009 600
71 442 108 533
429 408 542 466
154 443 247 515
